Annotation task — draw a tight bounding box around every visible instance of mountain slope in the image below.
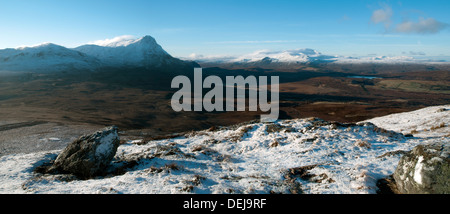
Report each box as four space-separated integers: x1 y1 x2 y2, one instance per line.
0 105 448 194
74 35 191 68
367 105 450 138
0 43 103 72
0 36 196 73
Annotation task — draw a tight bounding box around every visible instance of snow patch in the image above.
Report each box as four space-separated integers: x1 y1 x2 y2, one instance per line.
366 105 450 138
95 132 118 159
413 156 424 185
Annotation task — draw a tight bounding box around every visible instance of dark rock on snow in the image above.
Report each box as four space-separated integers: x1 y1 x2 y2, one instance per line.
48 126 120 179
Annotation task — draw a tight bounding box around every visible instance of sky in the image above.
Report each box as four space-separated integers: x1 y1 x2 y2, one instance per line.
0 0 449 59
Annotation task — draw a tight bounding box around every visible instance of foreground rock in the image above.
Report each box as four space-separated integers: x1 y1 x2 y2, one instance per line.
49 126 120 179
393 142 450 194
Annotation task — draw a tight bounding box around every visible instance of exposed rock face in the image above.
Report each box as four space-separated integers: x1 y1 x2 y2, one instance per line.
49 126 120 179
393 142 450 194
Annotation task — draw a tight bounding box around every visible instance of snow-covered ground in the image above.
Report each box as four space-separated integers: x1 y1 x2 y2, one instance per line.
367 105 450 138
0 105 448 194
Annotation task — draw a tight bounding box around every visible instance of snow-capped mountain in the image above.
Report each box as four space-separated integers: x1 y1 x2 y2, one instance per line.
0 105 448 194
0 35 194 73
185 49 450 66
74 36 188 68
185 48 337 65
231 49 337 64
335 55 417 64
0 43 103 72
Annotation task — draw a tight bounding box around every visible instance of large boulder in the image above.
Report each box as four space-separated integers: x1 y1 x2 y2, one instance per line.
393 142 450 194
49 126 120 179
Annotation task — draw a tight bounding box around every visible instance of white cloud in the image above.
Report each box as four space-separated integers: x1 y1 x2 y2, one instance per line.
181 53 237 62
371 4 393 30
339 15 351 23
395 18 448 34
403 51 426 56
206 40 300 44
88 35 137 47
370 4 448 34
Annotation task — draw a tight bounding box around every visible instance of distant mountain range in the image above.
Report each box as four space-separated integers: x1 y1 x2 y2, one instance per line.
0 35 195 73
183 49 449 66
0 35 448 73
189 49 337 65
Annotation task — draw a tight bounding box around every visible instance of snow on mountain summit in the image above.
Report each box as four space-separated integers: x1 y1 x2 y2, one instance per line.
231 48 336 63
82 35 166 50
0 35 192 72
74 35 181 68
184 48 338 65
0 43 102 72
187 49 449 65
87 35 139 47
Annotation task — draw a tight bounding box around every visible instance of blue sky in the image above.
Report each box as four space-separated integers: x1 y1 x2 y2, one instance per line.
0 0 449 59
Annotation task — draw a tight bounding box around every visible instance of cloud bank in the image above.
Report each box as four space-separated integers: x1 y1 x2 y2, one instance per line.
88 35 137 47
371 5 393 30
395 18 448 34
371 5 448 34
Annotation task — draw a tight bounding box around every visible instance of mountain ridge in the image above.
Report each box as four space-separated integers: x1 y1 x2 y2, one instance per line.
0 42 103 72
184 48 450 66
0 35 195 73
74 35 182 68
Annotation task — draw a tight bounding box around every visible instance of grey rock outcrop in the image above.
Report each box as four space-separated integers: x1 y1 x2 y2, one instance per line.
393 142 450 194
49 126 120 179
